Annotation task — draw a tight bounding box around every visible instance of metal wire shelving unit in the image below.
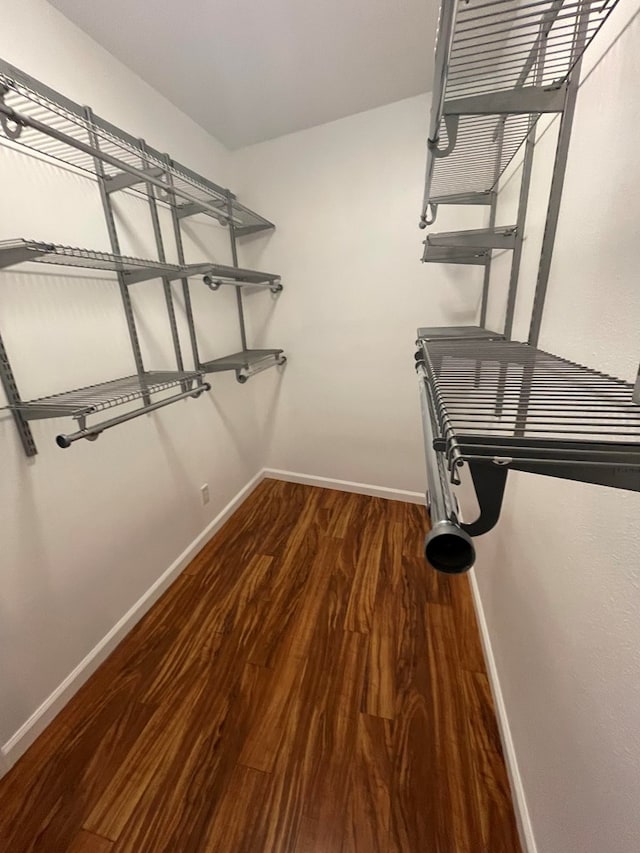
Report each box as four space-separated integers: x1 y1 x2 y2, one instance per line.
0 58 286 453
0 59 272 233
421 0 619 221
414 0 637 573
419 0 621 346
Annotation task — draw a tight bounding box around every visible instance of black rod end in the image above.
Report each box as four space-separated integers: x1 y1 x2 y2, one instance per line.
425 521 476 574
55 434 72 449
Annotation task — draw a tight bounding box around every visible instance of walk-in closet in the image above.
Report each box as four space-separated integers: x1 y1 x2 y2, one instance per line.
1 2 638 852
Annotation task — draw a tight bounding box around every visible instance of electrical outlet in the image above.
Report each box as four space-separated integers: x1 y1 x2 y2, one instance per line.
200 484 210 505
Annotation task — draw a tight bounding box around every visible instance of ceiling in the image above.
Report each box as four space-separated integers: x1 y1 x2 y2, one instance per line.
48 0 436 149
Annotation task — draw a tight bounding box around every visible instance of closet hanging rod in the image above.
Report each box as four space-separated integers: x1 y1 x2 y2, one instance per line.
55 381 210 448
203 274 283 293
0 98 233 223
417 361 476 574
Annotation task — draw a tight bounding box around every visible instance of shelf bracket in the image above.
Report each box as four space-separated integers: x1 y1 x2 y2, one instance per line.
235 223 273 237
422 245 490 265
0 330 37 456
104 167 165 194
461 462 509 537
427 226 517 250
176 200 227 222
508 460 640 493
429 191 495 206
123 266 175 286
444 84 566 117
633 364 640 405
0 243 50 269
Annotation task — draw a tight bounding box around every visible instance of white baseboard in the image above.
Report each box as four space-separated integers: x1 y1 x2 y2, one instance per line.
468 570 537 853
0 469 265 774
263 468 424 504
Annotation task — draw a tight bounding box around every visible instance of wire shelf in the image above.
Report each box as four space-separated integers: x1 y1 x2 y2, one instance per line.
0 238 182 279
11 371 204 420
200 349 285 374
420 338 640 478
0 59 273 232
417 325 505 341
0 238 282 287
423 0 620 207
422 245 490 265
199 262 282 287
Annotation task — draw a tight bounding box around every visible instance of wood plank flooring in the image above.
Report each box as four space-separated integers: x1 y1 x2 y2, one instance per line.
0 479 522 852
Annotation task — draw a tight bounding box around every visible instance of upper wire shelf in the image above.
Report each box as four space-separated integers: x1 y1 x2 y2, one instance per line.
420 337 640 490
0 238 282 287
0 59 273 234
421 0 620 221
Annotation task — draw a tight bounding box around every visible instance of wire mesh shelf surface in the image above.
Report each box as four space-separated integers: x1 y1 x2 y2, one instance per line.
0 238 182 277
420 339 640 474
0 239 282 286
422 244 491 264
200 262 281 285
200 349 285 372
417 325 505 340
0 59 273 232
11 371 204 419
424 0 620 205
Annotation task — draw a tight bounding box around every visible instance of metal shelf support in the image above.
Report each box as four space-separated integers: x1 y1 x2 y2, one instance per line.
139 138 185 380
443 84 566 117
0 330 36 456
85 107 150 406
105 167 165 194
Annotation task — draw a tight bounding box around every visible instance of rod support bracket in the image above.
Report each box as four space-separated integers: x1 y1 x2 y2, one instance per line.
0 89 25 140
427 114 459 159
460 461 509 537
203 275 222 291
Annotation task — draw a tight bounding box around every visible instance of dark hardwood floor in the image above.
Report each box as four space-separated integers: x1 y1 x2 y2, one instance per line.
0 479 522 852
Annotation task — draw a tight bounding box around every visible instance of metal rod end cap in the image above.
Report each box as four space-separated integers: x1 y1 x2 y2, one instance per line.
425 521 475 574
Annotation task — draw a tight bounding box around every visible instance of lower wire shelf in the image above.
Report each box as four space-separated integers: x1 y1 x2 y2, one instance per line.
415 333 640 573
200 349 286 383
9 370 209 447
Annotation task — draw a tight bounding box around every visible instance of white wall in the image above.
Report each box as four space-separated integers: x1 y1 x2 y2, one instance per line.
0 0 273 762
478 3 640 852
235 94 488 492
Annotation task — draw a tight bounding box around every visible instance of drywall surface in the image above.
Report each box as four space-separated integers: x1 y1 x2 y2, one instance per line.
234 93 488 492
478 3 640 852
0 0 270 756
